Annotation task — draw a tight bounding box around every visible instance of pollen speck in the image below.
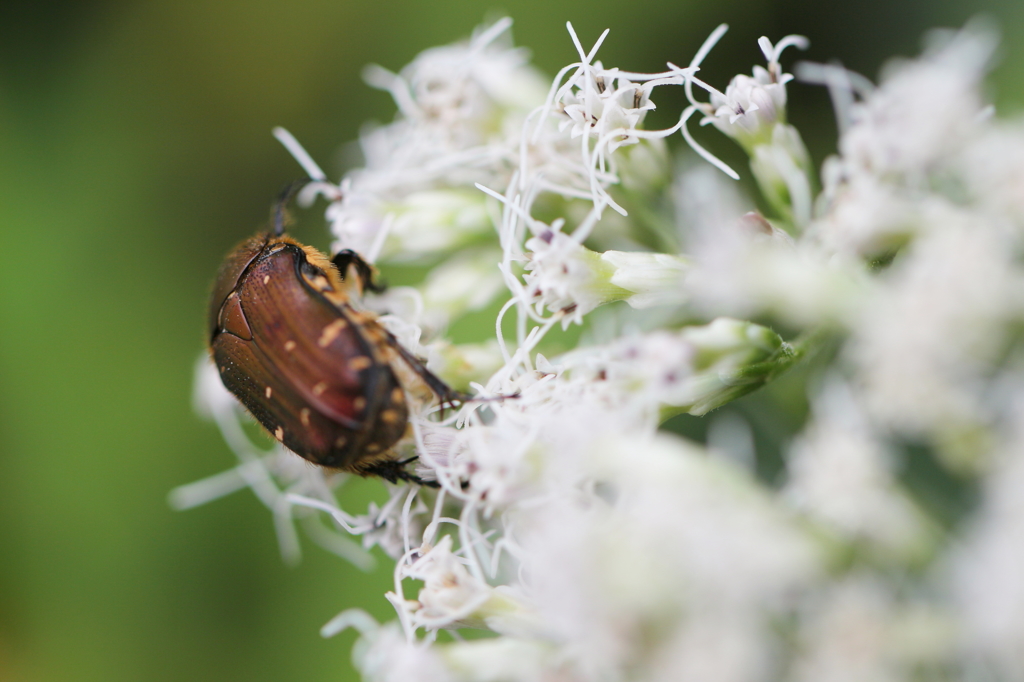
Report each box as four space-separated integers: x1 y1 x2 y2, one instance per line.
263 275 270 284
300 408 311 426
284 340 297 352
274 426 284 441
353 397 367 411
313 382 327 396
265 386 272 399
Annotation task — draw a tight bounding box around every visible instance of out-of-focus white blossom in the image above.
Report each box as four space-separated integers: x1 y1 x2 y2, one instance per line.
786 380 936 562
954 396 1024 679
288 19 549 262
790 578 954 682
838 24 994 181
849 218 1022 466
514 434 817 681
428 340 506 391
416 248 506 332
960 121 1024 222
681 165 869 327
352 622 453 682
809 23 998 256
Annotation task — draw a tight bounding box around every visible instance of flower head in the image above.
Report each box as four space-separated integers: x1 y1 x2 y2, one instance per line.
184 19 1024 682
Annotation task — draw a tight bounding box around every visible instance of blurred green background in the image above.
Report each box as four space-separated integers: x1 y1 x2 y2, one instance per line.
1 0 1022 680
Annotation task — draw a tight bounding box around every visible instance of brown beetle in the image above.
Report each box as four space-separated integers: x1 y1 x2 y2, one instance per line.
208 187 463 484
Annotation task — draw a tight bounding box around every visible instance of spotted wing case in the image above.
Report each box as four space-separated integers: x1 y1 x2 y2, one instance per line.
208 236 408 471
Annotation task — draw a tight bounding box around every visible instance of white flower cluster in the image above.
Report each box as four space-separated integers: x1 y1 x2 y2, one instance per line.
181 17 1024 682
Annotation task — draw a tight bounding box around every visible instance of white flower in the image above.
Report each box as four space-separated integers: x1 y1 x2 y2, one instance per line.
517 434 818 679
427 340 506 391
349 486 429 560
365 18 547 143
836 24 995 182
790 579 904 682
696 33 807 149
949 394 1024 679
400 535 537 633
191 353 239 421
792 580 955 682
187 18 1024 682
438 638 556 681
353 622 454 682
352 619 559 682
680 165 869 327
522 227 690 324
417 248 506 331
747 122 814 226
810 160 922 257
849 215 1022 462
281 19 548 261
560 64 655 153
785 380 936 561
679 29 814 227
601 249 688 308
959 120 1024 222
707 71 784 148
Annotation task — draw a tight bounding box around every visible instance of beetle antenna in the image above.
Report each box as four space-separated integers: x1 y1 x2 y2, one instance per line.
272 179 312 236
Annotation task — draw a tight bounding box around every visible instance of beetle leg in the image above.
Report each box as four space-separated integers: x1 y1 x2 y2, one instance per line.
362 457 441 488
381 329 520 420
384 333 472 407
332 249 387 294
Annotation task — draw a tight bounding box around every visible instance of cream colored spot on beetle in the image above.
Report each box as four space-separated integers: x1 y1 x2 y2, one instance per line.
312 382 327 396
391 388 404 404
348 356 373 371
284 340 297 352
263 275 270 285
381 409 400 424
265 386 272 399
353 397 367 411
334 436 348 448
300 408 311 427
365 443 381 454
274 426 284 441
317 319 348 348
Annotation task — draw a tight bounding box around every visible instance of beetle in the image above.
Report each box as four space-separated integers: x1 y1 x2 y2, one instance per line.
207 184 464 485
